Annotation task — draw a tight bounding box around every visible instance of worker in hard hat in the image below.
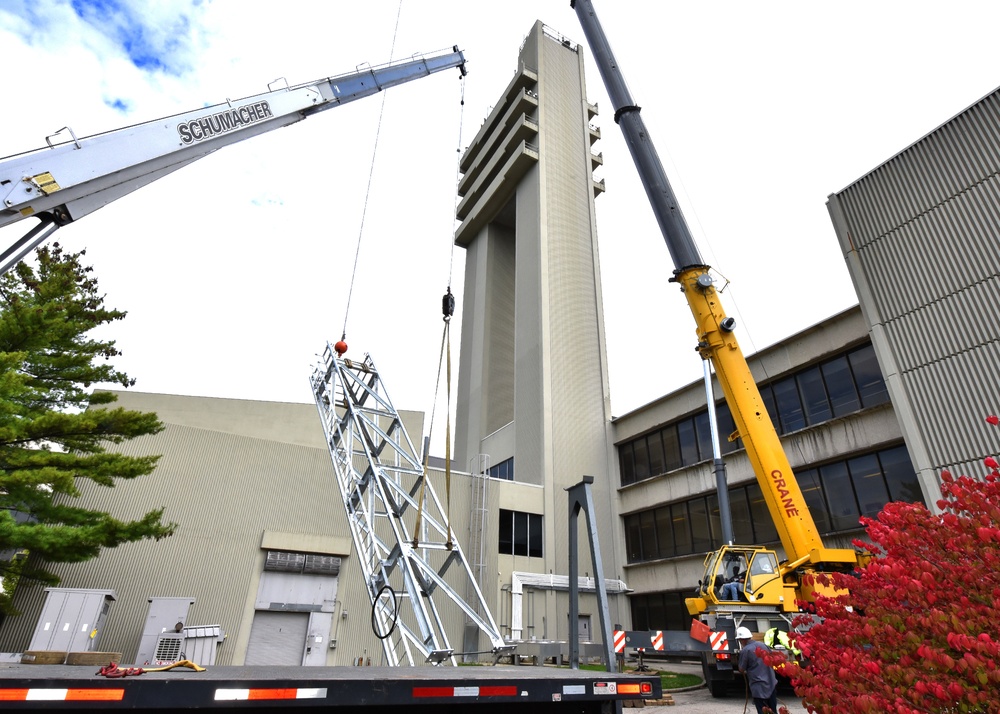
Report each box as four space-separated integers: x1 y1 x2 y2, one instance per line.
736 626 778 714
765 626 801 658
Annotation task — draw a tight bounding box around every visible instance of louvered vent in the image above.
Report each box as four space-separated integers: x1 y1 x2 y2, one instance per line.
265 551 305 573
265 550 340 576
153 632 184 663
304 554 340 576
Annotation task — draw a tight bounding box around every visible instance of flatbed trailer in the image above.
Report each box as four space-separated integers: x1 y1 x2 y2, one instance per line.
0 663 660 713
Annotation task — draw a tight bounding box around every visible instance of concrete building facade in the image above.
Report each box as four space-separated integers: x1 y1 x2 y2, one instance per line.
453 21 625 647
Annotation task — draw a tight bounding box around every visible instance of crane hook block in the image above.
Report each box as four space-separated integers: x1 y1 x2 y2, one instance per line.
442 289 455 321
334 340 348 357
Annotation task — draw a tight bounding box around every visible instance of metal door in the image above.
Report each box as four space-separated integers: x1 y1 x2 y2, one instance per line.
244 611 308 665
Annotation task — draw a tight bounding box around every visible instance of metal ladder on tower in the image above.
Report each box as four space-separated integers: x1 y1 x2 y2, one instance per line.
461 455 491 660
309 345 513 666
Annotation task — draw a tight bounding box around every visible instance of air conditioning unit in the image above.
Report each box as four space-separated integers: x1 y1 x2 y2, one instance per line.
151 632 184 665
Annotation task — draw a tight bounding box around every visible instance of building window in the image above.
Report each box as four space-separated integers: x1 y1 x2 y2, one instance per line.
618 343 890 487
498 509 542 557
622 444 916 564
488 457 514 481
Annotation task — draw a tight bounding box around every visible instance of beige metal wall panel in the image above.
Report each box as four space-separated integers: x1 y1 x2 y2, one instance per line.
829 87 1000 503
836 92 1000 249
0 395 348 665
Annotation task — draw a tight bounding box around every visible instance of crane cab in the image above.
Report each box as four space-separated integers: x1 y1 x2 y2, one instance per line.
686 545 795 615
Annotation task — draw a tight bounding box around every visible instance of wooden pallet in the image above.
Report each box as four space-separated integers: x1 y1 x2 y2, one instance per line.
20 651 121 666
624 694 675 707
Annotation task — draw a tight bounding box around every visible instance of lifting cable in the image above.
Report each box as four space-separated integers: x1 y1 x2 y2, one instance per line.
413 70 467 549
338 1 405 351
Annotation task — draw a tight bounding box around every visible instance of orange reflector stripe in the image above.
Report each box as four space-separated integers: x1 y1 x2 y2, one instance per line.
0 688 123 701
215 688 327 701
248 688 298 700
67 688 125 701
618 683 641 694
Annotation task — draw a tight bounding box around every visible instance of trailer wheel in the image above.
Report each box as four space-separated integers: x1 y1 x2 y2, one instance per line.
702 657 731 698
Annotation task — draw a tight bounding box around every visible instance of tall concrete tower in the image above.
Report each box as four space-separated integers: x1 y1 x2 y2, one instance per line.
454 21 624 642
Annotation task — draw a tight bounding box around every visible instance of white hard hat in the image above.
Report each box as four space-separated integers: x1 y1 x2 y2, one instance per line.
735 626 753 640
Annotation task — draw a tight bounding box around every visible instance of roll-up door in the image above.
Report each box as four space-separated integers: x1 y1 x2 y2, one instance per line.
244 611 308 665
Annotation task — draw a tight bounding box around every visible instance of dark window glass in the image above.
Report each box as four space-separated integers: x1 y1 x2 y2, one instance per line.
694 411 714 462
647 594 666 632
499 509 513 554
489 458 513 481
849 453 890 518
678 419 699 466
513 511 529 556
730 488 753 544
633 436 650 480
671 502 693 555
689 497 712 553
662 425 682 471
631 596 650 631
639 510 657 560
528 513 543 557
796 467 832 534
821 461 861 531
849 345 889 407
647 431 665 476
631 592 690 634
620 443 635 486
747 483 779 543
664 592 688 631
772 377 806 433
625 514 642 563
797 366 833 426
822 355 861 416
879 445 921 502
655 506 674 558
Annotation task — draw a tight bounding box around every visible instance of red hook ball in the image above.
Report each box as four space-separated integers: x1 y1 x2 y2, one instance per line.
334 340 348 357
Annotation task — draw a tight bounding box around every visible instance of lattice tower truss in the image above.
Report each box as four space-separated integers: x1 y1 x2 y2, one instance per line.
310 345 511 666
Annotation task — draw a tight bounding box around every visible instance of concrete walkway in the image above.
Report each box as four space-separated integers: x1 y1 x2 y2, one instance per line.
637 660 811 713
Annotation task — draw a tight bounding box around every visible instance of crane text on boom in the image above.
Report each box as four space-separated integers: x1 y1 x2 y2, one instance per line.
176 101 274 144
770 470 800 517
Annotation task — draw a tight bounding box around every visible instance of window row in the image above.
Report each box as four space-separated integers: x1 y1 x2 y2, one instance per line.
623 444 916 563
619 343 890 486
489 457 514 481
498 508 543 558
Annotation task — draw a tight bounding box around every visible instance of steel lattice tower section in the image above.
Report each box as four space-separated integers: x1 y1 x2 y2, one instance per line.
309 345 511 666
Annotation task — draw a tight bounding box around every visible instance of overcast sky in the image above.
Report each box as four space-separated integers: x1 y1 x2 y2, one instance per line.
3 1 1000 458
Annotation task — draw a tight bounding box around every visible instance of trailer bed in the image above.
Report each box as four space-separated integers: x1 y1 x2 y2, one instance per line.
0 663 660 713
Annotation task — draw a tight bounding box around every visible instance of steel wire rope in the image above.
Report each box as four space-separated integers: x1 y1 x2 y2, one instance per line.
339 0 405 345
413 70 466 549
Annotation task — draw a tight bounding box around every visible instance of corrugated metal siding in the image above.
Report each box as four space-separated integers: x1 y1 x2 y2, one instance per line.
833 87 1000 476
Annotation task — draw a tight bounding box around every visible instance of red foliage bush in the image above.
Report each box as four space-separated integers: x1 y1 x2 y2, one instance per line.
776 423 1000 713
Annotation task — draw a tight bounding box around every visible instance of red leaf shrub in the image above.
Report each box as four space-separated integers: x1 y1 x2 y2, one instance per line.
778 446 1000 713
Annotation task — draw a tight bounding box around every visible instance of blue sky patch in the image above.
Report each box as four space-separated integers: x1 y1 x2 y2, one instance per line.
69 0 200 75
